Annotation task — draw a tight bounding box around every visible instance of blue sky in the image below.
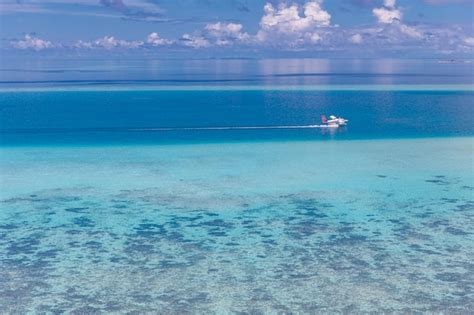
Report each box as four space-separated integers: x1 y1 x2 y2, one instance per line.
1 0 473 58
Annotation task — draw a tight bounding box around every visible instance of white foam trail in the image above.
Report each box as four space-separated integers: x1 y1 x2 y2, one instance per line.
128 125 338 132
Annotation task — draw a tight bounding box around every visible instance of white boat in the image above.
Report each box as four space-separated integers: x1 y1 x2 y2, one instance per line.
321 115 348 127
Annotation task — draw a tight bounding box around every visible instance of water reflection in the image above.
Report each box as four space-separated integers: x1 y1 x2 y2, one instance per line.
0 58 472 87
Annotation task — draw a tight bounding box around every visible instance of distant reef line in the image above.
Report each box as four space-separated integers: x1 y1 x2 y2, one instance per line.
0 84 473 93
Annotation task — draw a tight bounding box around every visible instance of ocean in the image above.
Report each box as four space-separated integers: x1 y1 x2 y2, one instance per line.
0 59 473 313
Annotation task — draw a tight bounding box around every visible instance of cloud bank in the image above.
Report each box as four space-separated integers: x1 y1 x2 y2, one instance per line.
10 34 54 51
6 0 473 56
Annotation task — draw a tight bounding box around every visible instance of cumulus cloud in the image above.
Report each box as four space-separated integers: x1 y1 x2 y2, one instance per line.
146 32 173 46
308 32 322 43
73 40 94 49
464 37 474 46
384 0 396 8
398 24 423 39
372 0 401 24
260 1 331 32
372 0 424 40
180 34 210 48
349 33 363 44
205 22 250 46
256 1 331 46
303 1 332 26
72 33 173 49
94 35 143 49
73 36 144 49
10 34 54 50
205 22 247 39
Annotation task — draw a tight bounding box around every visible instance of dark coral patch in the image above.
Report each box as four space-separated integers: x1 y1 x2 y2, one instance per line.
328 234 367 245
207 230 227 237
435 272 464 282
124 243 155 254
134 223 166 237
72 217 95 228
0 224 18 230
84 241 103 249
444 227 470 236
455 202 474 212
440 198 458 203
65 207 89 213
36 249 59 259
425 179 448 185
425 220 449 228
337 226 355 233
225 242 239 246
165 231 186 242
200 219 234 229
7 235 41 255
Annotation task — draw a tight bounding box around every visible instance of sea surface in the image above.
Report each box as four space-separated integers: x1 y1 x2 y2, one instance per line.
0 59 473 313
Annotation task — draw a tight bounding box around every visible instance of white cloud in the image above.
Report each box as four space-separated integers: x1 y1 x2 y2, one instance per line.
10 34 54 50
181 34 210 48
372 0 423 40
349 33 363 44
303 1 331 27
463 37 474 46
72 33 171 49
309 32 322 43
94 36 143 49
205 22 241 37
73 40 94 49
205 23 248 40
204 22 250 46
399 24 423 39
384 0 397 8
372 2 402 24
260 1 331 33
257 1 331 46
146 32 173 46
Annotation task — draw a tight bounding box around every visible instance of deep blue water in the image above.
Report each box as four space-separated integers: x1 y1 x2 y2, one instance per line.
0 89 473 145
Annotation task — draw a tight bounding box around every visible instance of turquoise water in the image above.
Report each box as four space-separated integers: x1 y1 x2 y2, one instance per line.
1 58 473 312
1 138 473 313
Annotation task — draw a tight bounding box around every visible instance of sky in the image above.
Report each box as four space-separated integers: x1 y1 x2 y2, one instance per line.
1 0 473 58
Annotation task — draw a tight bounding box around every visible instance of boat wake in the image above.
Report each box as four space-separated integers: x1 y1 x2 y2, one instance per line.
128 125 338 132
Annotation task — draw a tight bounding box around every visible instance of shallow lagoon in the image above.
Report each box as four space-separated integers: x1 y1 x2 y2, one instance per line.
1 137 473 313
